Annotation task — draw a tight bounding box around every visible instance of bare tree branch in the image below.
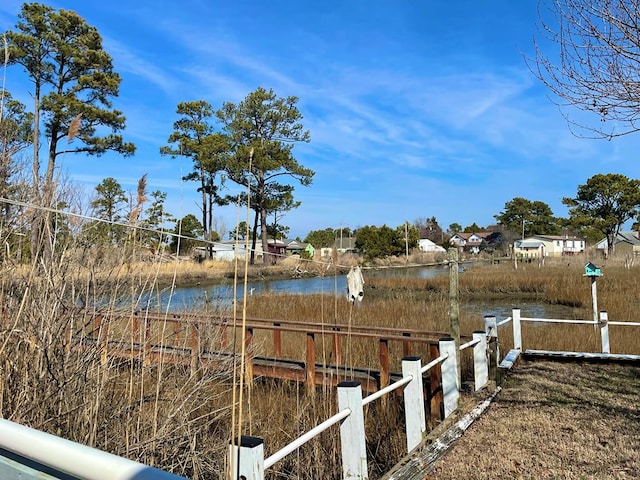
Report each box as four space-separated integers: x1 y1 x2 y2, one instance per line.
529 0 640 138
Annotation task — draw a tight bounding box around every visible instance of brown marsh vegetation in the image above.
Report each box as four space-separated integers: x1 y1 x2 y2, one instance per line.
1 251 639 479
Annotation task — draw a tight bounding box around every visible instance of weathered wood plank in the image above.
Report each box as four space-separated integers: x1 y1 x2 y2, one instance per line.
382 387 501 480
499 348 521 370
524 350 640 363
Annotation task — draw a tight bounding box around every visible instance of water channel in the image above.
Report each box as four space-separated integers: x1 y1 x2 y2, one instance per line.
134 263 578 321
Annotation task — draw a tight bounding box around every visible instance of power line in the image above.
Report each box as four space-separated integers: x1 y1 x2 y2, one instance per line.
0 196 355 268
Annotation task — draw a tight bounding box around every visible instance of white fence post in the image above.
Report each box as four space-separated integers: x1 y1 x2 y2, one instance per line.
472 331 488 391
401 356 426 452
600 310 610 354
229 436 264 480
439 337 459 419
512 308 522 350
337 381 368 480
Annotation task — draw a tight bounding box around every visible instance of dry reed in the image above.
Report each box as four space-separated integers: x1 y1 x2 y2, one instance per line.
2 244 640 479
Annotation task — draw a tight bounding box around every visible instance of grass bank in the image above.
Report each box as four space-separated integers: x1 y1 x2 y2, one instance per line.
429 359 640 479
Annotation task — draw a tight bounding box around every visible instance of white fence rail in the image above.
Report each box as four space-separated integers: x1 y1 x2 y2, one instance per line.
492 308 640 364
230 335 490 480
2 335 492 480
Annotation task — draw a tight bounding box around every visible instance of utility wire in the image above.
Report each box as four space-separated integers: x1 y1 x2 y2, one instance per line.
0 196 356 269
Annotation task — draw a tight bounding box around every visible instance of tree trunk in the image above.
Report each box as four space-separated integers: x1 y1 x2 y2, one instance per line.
199 165 207 243
260 205 270 265
207 189 214 258
250 209 259 265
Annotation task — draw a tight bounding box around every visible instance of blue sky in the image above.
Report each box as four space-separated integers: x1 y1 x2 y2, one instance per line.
2 0 640 240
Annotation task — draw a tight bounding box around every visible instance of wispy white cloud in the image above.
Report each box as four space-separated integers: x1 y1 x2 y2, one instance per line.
104 37 180 95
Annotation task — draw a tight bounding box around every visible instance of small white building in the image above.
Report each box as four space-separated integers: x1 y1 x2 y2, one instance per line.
196 241 259 261
417 238 446 253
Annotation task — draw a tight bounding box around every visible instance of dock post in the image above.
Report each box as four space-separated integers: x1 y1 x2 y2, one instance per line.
379 339 390 393
306 332 316 396
472 331 488 391
600 311 610 354
429 342 443 423
484 315 499 382
512 308 522 351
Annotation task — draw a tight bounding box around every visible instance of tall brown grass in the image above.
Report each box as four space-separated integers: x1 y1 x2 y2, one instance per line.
2 246 640 479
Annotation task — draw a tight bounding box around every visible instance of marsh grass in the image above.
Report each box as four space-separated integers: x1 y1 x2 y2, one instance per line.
2 247 640 479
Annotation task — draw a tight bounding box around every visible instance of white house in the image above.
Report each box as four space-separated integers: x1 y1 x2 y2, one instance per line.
418 238 446 253
450 232 493 254
196 241 259 261
514 235 585 258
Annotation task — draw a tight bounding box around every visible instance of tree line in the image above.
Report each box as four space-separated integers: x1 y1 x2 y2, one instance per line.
1 2 313 265
301 172 640 259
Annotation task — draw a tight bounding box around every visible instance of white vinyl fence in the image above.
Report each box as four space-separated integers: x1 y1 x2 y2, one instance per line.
229 334 489 480
11 307 638 480
490 308 640 369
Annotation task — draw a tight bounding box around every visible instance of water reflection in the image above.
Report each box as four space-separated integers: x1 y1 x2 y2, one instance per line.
464 301 580 324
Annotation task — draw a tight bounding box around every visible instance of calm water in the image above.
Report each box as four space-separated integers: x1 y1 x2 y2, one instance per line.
130 263 577 320
135 264 451 311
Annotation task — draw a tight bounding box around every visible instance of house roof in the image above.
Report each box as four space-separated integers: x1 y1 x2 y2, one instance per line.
517 241 545 249
616 231 640 246
267 239 287 247
597 231 640 248
453 232 492 240
532 235 583 242
285 240 311 250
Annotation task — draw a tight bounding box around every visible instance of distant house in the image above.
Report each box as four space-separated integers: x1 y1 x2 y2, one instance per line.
284 239 304 255
514 235 585 258
267 239 287 258
320 237 357 257
450 232 503 254
284 239 315 258
417 238 446 253
595 231 640 257
513 239 546 259
194 241 254 261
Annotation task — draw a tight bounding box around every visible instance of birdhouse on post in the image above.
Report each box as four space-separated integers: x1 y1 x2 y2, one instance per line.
584 262 602 277
583 262 603 325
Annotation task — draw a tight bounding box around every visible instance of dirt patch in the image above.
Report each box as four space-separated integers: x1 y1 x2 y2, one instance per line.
429 359 640 479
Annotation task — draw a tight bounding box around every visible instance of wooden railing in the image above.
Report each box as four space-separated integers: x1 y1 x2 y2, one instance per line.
85 310 473 399
8 307 640 480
